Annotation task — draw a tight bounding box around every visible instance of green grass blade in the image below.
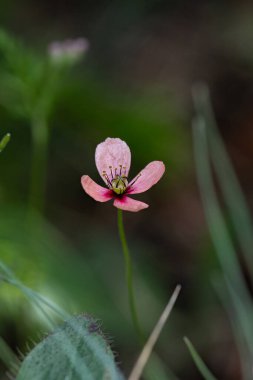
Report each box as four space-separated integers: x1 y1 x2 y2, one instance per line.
0 336 20 373
213 276 252 380
193 83 253 278
192 117 249 295
192 115 253 361
0 259 67 328
184 337 217 380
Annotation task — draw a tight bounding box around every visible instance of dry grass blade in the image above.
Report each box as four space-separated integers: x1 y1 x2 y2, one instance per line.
128 285 181 380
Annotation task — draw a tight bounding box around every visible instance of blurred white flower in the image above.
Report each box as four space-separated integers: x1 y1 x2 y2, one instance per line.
48 38 89 65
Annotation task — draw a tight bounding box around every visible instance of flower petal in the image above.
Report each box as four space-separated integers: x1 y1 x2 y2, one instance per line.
81 175 114 202
128 161 165 194
95 138 131 185
113 196 149 212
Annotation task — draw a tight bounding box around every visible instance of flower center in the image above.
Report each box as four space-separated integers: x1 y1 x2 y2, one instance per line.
102 165 128 194
111 175 128 195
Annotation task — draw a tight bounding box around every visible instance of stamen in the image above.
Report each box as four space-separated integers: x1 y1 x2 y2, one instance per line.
119 165 122 175
103 171 112 187
130 173 141 186
109 166 113 180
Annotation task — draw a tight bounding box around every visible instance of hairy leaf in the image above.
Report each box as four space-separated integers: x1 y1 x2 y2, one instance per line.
16 314 123 380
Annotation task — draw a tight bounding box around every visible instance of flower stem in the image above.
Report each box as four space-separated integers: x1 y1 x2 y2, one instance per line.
117 208 143 341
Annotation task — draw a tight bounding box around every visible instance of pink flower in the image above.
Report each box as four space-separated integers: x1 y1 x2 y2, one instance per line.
81 138 165 212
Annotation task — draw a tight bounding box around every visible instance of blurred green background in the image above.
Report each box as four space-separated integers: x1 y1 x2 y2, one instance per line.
1 1 253 379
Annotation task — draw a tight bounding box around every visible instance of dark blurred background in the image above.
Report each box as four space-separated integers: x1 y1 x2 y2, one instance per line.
1 1 253 379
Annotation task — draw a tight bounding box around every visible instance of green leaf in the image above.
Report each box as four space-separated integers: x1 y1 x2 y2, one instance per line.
184 337 217 380
0 133 10 152
16 314 123 380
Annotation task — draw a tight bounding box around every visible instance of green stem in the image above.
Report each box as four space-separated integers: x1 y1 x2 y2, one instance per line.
29 115 49 214
117 209 143 341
